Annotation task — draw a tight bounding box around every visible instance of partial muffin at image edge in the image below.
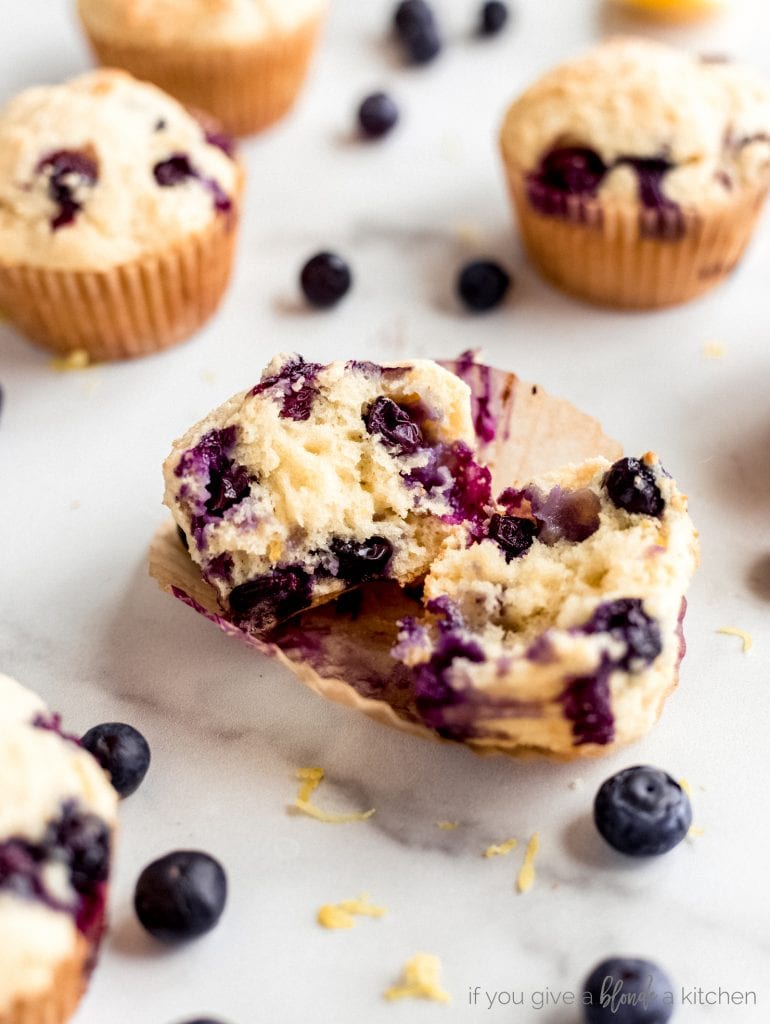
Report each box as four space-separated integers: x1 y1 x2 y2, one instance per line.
0 69 243 361
500 37 770 309
76 0 330 137
0 673 118 1024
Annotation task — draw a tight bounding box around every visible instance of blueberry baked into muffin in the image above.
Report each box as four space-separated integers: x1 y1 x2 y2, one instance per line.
163 354 491 634
77 0 330 137
0 69 241 359
500 38 770 308
0 673 118 1024
392 454 699 756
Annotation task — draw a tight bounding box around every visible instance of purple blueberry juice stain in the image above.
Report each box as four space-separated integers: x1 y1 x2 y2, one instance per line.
153 152 231 213
251 356 323 421
0 801 110 940
205 552 234 583
527 486 601 544
32 712 81 745
204 128 236 159
561 660 615 746
408 441 491 529
454 350 496 444
36 149 98 230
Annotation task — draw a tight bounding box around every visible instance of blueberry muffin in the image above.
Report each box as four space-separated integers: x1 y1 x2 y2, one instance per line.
611 0 724 19
0 69 242 360
163 355 491 634
500 38 770 308
0 674 118 1024
77 0 329 137
392 454 699 756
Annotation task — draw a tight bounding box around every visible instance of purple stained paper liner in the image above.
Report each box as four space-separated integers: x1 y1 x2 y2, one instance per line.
149 358 622 756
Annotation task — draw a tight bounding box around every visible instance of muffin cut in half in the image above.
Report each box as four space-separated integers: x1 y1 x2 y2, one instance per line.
392 454 699 757
163 354 492 634
0 673 118 1024
500 37 770 308
77 0 329 136
0 69 242 360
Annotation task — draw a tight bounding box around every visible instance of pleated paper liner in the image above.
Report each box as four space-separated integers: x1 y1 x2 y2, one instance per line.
505 163 769 309
0 933 92 1024
80 11 327 137
0 173 243 361
150 358 631 759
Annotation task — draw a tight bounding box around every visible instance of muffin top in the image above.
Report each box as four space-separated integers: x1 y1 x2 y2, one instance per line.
500 38 770 209
0 69 239 271
0 673 118 1010
78 0 328 47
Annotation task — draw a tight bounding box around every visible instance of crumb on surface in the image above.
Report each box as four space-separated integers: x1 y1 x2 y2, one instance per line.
293 767 375 824
317 893 387 930
49 349 92 371
516 833 540 894
384 953 451 1004
717 626 753 652
483 838 518 858
703 341 726 360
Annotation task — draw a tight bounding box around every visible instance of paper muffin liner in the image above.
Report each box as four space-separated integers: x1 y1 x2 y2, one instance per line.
0 933 93 1024
0 177 242 361
504 162 769 309
148 357 650 760
80 12 327 137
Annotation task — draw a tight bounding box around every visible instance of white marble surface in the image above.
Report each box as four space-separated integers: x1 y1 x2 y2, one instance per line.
2 1 770 1021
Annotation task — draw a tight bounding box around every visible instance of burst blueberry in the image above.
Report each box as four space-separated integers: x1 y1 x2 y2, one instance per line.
479 1 509 35
457 260 511 312
330 537 393 582
300 252 352 308
604 457 665 518
582 957 675 1023
134 850 227 943
228 567 312 628
582 599 662 670
594 766 692 857
487 513 536 561
365 396 423 454
37 149 98 230
81 722 151 799
358 92 399 138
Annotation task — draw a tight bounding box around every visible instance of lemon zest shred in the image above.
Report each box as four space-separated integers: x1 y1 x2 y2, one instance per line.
435 820 459 831
293 767 374 823
49 349 92 372
317 893 386 930
516 833 540 894
483 838 518 858
679 778 692 798
688 826 705 839
717 627 753 653
703 341 726 360
384 953 451 1004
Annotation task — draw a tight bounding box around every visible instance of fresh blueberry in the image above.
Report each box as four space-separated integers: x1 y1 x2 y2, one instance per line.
330 537 393 581
487 513 536 561
604 458 665 518
81 723 151 799
594 766 692 857
479 0 509 35
582 957 675 1023
300 252 352 308
358 92 399 138
457 260 511 312
134 850 227 943
365 396 423 454
393 0 442 64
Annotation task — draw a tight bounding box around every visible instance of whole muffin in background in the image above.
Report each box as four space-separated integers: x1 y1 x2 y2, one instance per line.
0 673 118 1024
0 69 242 360
77 0 330 137
500 38 770 309
610 0 724 19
